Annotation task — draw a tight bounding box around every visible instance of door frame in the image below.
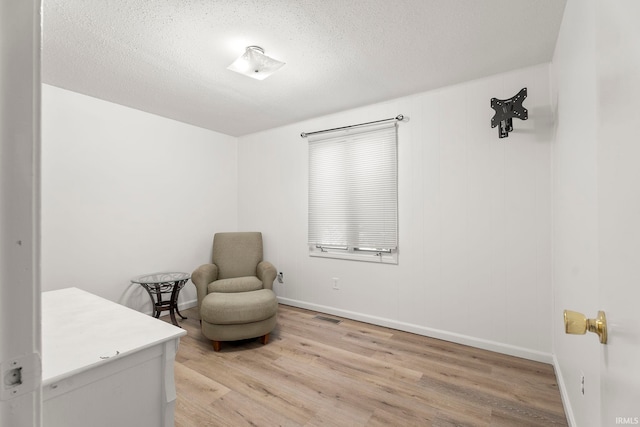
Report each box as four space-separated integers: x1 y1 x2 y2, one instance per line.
0 1 42 426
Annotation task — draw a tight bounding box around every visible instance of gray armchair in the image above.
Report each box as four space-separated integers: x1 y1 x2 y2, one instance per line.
192 232 278 351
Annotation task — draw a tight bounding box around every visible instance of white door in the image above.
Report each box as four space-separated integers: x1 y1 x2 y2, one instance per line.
597 1 640 425
0 1 42 426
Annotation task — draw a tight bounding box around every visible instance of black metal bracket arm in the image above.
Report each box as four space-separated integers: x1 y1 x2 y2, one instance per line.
491 87 528 138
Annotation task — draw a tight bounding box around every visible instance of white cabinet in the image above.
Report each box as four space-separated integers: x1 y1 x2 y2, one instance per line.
42 288 186 427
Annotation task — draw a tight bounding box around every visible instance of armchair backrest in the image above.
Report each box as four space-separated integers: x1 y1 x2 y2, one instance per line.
212 232 263 279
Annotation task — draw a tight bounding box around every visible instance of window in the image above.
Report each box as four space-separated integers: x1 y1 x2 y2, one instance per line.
308 121 398 263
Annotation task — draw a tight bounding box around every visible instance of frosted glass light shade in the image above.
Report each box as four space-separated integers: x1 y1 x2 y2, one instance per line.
227 46 285 80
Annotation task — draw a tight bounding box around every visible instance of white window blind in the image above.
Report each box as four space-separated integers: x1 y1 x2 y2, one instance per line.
308 121 398 263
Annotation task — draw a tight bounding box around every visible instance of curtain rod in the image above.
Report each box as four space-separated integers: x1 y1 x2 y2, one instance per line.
300 114 404 138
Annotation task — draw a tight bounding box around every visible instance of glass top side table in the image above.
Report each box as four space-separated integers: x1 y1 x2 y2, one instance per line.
131 272 190 327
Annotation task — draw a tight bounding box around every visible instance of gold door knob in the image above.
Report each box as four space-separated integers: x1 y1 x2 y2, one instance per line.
563 310 608 344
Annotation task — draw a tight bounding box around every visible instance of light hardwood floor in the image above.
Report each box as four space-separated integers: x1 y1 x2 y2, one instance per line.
164 305 567 426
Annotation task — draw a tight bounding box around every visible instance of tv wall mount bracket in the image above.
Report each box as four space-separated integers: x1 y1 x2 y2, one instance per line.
490 87 528 138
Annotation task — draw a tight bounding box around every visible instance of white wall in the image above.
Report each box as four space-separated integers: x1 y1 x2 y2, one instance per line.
0 1 41 425
41 84 238 311
238 64 553 361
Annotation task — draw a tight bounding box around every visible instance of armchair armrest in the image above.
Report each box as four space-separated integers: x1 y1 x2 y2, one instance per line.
257 261 277 290
191 263 219 318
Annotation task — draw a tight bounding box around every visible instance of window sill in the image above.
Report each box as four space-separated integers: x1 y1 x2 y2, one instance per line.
309 249 398 264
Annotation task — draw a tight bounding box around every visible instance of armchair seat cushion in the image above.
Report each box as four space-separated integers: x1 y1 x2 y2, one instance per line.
207 276 263 293
201 289 277 325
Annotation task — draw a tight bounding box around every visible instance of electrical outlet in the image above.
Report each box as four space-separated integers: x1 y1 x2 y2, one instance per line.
580 371 585 396
332 277 340 290
277 272 284 284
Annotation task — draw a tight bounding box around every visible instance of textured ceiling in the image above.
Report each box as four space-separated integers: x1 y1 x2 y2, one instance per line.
42 0 566 137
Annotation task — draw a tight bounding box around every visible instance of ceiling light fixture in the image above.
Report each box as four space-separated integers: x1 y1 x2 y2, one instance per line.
227 46 285 81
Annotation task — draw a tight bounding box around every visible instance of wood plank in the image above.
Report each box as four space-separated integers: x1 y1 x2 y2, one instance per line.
173 363 230 405
163 304 567 426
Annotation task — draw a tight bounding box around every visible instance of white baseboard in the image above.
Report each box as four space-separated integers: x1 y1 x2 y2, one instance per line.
177 299 198 311
552 354 576 427
277 297 553 364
